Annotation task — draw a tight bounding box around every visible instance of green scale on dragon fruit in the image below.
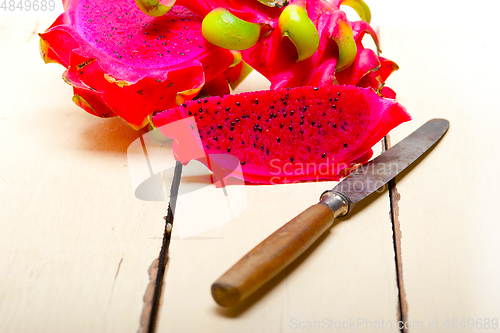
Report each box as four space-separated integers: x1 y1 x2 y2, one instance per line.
153 86 410 184
39 0 239 129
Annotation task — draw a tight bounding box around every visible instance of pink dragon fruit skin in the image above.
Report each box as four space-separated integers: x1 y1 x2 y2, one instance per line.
39 0 236 129
149 0 398 97
241 3 390 93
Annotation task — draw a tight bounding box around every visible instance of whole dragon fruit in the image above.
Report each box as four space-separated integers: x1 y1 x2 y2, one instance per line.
135 0 398 97
39 0 238 129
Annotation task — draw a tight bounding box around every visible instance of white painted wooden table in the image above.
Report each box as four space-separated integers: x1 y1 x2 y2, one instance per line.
1 2 499 332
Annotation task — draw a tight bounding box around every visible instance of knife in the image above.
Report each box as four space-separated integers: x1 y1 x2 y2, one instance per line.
211 118 449 307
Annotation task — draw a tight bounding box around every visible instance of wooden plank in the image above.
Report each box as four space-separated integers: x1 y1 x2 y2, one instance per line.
157 70 402 332
0 17 168 332
379 25 500 332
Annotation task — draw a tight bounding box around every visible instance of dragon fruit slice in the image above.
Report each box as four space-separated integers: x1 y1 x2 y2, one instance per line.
39 0 237 129
153 86 410 184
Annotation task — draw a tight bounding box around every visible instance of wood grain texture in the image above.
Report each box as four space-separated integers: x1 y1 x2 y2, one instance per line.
0 17 168 333
379 25 500 332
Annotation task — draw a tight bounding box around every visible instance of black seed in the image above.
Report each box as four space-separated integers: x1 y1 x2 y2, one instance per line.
258 116 262 120
218 125 222 129
254 98 259 104
227 147 231 153
230 126 234 131
204 100 208 104
241 141 245 144
329 97 333 102
266 149 270 155
213 136 218 141
285 93 289 100
318 124 321 128
231 122 235 126
332 105 336 109
180 52 185 56
236 102 240 106
277 138 281 143
229 137 233 141
197 100 202 104
322 153 326 158
270 105 275 109
301 115 304 119
323 113 326 116
226 107 230 111
258 127 263 133
344 143 348 148
217 101 221 105
337 92 340 95
283 112 287 117
241 161 246 165
290 110 294 116
280 123 284 129
341 125 345 130
311 121 315 126
260 145 264 150
300 120 304 125
253 143 256 148
206 145 210 149
215 111 219 114
199 116 203 119
333 123 337 128
137 90 143 95
182 103 187 108
334 97 338 101
290 157 294 162
289 126 293 131
235 118 240 122
313 87 318 91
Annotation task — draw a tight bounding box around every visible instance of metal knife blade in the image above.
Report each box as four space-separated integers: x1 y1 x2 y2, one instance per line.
322 118 450 212
212 118 449 307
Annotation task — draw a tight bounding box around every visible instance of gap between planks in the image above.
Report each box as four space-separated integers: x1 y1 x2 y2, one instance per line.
383 135 409 332
139 138 409 333
139 162 183 333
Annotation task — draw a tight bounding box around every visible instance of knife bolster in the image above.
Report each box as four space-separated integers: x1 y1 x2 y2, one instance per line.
319 190 352 217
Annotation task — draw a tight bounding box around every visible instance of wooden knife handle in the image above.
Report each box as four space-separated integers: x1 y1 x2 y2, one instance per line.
211 192 350 307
